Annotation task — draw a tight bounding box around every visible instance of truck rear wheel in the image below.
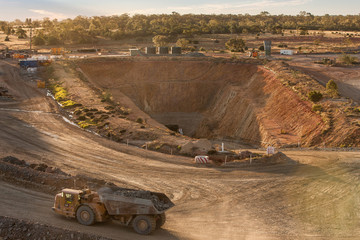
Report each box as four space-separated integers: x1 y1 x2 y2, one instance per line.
76 205 95 226
156 213 166 229
132 215 156 235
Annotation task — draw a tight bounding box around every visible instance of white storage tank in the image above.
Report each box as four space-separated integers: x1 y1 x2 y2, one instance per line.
171 47 182 55
158 47 169 55
146 47 156 55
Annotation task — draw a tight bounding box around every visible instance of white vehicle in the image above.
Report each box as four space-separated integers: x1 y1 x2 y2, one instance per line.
280 49 294 55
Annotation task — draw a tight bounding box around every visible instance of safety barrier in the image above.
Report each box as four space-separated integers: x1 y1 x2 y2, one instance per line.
194 156 210 164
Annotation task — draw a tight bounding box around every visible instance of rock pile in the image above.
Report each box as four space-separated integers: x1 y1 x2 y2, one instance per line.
99 187 172 211
0 87 12 100
0 156 113 195
2 156 68 175
0 216 111 240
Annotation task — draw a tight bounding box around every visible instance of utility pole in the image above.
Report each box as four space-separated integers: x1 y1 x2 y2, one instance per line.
29 27 32 53
27 18 33 53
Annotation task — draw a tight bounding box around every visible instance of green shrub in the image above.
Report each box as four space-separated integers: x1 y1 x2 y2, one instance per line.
225 38 245 52
308 91 323 102
312 104 322 112
78 119 95 129
326 79 339 97
53 85 68 101
61 100 76 108
104 106 114 110
74 109 82 115
33 35 45 45
116 106 130 115
152 35 169 47
78 121 91 128
176 38 190 49
136 118 143 124
101 92 112 102
340 54 358 65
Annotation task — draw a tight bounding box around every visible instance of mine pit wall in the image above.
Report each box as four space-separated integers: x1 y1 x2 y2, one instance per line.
258 68 326 146
79 59 325 147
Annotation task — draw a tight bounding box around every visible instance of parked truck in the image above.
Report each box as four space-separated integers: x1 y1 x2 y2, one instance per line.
52 187 175 235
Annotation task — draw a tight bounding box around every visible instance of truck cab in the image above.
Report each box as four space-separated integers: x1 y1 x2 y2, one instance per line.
53 189 82 217
52 188 108 225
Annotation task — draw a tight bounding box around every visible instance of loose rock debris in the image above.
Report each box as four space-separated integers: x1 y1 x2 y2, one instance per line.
100 187 171 211
0 216 112 240
0 87 12 100
0 156 114 195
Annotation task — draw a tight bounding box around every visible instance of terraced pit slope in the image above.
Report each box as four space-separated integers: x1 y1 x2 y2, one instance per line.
78 59 333 147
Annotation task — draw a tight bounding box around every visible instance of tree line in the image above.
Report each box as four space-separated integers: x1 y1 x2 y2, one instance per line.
1 12 360 45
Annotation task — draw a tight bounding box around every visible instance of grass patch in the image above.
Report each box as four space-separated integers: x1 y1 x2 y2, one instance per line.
53 85 68 101
312 104 323 112
61 100 77 108
77 120 95 129
49 84 79 109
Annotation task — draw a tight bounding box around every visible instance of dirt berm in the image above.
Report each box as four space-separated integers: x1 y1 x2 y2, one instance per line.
0 216 111 240
0 156 116 195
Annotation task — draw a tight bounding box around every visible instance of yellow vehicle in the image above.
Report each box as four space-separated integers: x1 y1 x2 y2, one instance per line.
52 187 174 235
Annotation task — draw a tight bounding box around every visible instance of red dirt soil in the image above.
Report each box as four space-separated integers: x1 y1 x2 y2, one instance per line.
76 58 358 147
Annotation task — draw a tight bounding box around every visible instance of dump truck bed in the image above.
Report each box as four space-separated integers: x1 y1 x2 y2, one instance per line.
98 187 174 215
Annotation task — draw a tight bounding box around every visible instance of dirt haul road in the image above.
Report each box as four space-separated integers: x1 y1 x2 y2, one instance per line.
0 59 360 240
287 54 360 103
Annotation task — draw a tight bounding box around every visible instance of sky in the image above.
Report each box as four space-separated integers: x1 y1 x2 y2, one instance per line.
0 0 359 21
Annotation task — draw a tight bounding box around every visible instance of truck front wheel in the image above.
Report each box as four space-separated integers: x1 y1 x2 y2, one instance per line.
76 205 95 226
132 215 156 235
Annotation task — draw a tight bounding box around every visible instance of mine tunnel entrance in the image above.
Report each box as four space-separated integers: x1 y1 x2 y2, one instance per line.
153 112 204 137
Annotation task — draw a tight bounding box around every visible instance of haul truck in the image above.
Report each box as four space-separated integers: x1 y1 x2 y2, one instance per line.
52 187 174 235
